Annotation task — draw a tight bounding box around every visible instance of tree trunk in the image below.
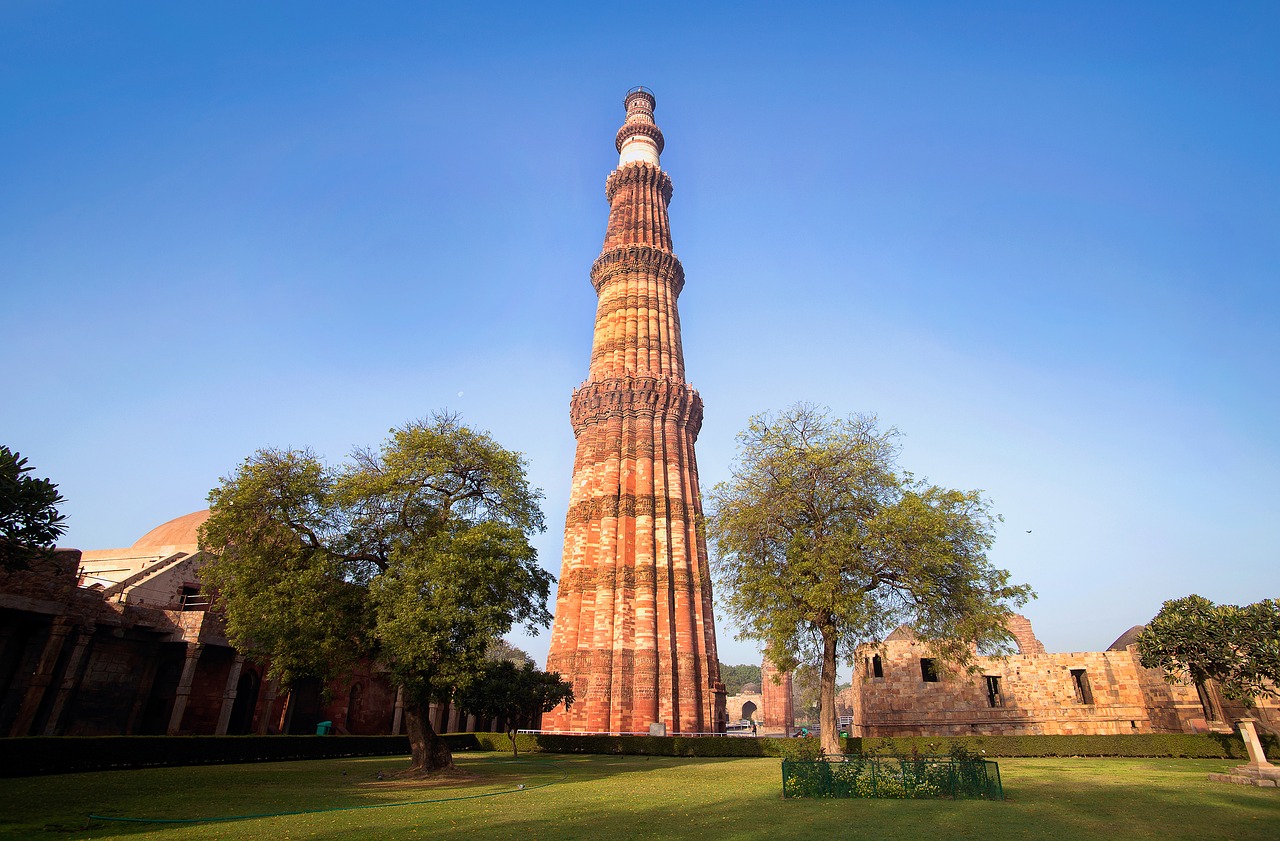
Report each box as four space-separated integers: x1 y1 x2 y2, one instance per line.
508 725 519 757
404 699 454 774
820 629 840 756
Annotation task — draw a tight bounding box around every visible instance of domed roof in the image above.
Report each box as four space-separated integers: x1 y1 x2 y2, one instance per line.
740 682 761 695
1107 625 1146 651
132 510 210 550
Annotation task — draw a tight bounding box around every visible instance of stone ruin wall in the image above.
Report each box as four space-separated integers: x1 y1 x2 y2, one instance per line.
851 615 1280 738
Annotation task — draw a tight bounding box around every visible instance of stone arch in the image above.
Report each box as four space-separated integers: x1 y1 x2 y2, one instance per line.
740 700 758 720
1004 614 1046 655
227 669 259 735
346 682 364 733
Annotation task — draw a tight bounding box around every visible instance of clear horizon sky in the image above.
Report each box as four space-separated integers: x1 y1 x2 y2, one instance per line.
3 2 1277 670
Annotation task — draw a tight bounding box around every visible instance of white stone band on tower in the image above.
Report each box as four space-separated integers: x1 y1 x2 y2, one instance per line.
617 87 663 167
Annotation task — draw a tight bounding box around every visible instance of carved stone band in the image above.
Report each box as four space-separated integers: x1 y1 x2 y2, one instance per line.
569 377 704 436
590 244 685 294
605 162 674 204
615 121 665 155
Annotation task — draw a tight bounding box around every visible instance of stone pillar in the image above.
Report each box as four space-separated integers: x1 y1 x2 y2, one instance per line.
1207 717 1280 787
257 678 280 734
279 688 295 734
391 686 404 736
166 642 203 736
1239 718 1274 769
214 654 246 735
761 658 795 738
8 618 72 737
41 624 95 736
124 641 162 734
428 702 445 733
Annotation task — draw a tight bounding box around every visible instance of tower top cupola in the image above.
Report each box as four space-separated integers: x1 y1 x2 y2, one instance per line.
616 86 665 167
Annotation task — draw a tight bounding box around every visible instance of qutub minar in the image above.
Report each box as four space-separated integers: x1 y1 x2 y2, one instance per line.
543 88 727 734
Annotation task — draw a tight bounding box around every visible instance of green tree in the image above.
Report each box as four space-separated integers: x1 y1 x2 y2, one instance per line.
487 638 536 667
706 405 1033 754
456 660 573 756
0 446 68 572
791 663 822 725
199 414 551 774
1137 595 1280 710
719 662 762 696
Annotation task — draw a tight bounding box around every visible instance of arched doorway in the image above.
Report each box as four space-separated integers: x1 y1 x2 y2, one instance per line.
227 669 260 735
346 683 364 734
741 701 758 721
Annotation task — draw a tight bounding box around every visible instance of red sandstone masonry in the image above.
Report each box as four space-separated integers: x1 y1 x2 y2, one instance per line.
545 90 725 734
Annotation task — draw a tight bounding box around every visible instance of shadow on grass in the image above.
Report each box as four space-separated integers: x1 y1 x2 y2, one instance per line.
0 753 715 838
3 756 1278 841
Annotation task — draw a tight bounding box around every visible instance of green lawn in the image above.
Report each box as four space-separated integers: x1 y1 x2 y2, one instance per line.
0 753 1276 840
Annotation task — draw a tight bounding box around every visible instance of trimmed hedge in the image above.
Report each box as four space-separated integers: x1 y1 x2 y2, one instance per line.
4 730 1273 777
448 732 1278 761
0 735 411 777
443 732 816 759
847 733 1277 760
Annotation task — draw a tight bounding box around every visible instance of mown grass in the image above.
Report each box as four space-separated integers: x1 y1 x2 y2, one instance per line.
0 753 1276 840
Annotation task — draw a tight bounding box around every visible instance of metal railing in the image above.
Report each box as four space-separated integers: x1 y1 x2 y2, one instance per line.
179 593 211 611
782 754 1003 800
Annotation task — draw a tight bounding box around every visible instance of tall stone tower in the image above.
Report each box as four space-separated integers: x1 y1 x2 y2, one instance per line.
544 88 726 734
760 659 795 737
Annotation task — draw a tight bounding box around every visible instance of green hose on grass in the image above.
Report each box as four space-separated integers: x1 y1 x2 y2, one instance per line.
88 757 568 824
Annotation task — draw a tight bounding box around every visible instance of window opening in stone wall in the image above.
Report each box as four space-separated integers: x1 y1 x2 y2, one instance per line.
872 655 884 678
179 585 209 611
985 675 1003 707
920 658 939 683
1070 669 1093 704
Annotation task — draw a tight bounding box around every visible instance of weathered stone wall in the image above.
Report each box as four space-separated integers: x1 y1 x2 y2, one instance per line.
857 636 1161 736
61 634 154 735
724 692 762 722
852 615 1280 738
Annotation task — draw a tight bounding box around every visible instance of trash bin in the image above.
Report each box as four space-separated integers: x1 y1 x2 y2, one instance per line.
316 720 333 735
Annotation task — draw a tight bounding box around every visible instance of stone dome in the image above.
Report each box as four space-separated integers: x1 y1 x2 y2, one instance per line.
131 510 210 550
1107 625 1146 651
739 682 761 695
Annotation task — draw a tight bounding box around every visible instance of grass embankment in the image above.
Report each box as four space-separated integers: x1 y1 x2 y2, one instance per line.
0 754 1276 840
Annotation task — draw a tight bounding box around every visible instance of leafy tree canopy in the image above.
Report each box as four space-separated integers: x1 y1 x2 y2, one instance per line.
707 404 1033 753
456 660 573 756
1137 594 1280 706
0 446 68 572
487 638 536 667
791 662 822 725
719 662 762 696
199 413 551 773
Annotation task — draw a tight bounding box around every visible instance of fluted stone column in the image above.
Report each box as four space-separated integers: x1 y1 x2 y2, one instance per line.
545 89 725 735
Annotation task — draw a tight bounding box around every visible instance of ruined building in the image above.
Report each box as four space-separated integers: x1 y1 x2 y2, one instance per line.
0 511 478 738
847 614 1278 737
543 88 726 734
723 658 796 737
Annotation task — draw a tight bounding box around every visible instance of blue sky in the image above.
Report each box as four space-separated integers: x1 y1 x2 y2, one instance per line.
3 2 1277 669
